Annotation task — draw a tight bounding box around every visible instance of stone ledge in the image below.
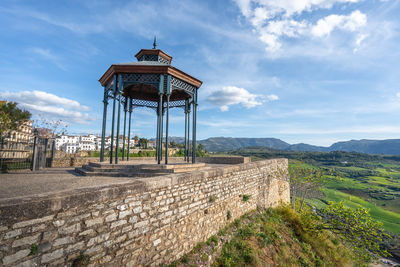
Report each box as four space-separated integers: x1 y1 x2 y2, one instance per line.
0 159 287 224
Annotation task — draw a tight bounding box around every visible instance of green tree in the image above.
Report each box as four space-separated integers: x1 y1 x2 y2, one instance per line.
138 138 148 149
289 164 325 211
0 101 31 139
320 201 391 264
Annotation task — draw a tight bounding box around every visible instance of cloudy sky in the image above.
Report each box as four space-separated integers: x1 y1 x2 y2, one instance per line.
0 0 399 146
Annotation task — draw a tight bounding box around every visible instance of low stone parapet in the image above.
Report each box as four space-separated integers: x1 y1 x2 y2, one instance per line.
0 158 289 266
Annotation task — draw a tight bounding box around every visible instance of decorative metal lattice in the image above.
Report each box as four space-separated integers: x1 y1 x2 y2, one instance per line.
122 73 160 85
106 88 114 100
165 100 185 108
105 80 114 92
170 76 196 95
139 54 159 62
158 56 169 64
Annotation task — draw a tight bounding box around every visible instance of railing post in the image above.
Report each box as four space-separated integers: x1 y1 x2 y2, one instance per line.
31 129 38 171
50 138 56 167
43 138 48 168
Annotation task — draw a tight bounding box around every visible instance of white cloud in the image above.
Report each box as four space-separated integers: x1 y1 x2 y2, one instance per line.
206 86 265 111
266 94 279 101
235 0 367 55
0 90 91 124
397 92 400 98
311 10 367 37
237 0 361 18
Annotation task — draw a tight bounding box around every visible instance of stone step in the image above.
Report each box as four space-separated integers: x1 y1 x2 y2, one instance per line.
75 167 167 178
88 162 139 169
77 162 207 177
84 165 173 174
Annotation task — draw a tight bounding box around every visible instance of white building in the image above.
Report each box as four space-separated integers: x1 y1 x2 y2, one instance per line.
56 134 139 153
79 142 96 151
62 143 79 154
56 135 79 150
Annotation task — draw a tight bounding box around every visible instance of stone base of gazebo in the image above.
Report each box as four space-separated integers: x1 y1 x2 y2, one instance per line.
75 161 207 177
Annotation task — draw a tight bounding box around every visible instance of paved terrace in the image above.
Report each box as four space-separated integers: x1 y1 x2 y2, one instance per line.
0 168 134 200
0 157 248 201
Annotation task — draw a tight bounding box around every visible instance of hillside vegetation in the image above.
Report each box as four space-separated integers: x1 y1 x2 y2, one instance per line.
167 206 357 267
231 147 400 261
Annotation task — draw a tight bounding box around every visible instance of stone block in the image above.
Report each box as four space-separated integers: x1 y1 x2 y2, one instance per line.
132 206 142 214
110 220 127 229
31 224 46 232
12 233 40 248
129 216 138 224
53 236 74 246
66 241 85 253
119 210 132 219
117 204 128 211
105 213 117 222
85 217 103 227
85 245 102 255
87 233 110 247
38 241 52 253
134 220 148 229
79 229 95 236
12 215 54 229
41 248 64 263
4 229 22 239
2 249 30 265
15 257 40 267
59 223 81 235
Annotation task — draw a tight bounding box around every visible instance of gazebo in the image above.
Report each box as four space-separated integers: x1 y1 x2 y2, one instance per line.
98 42 202 165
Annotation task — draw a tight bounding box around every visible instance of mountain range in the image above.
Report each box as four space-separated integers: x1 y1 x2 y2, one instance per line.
168 137 400 155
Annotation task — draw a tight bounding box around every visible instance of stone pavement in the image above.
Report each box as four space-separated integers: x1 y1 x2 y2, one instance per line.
0 168 133 200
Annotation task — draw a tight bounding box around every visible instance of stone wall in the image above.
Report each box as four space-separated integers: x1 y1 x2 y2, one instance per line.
51 156 250 167
197 156 250 164
0 159 289 266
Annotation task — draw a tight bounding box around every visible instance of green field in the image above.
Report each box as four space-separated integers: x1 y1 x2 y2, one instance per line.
232 148 400 234
304 164 400 234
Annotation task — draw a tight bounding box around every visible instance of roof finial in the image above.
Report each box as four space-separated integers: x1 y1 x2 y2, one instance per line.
153 36 157 49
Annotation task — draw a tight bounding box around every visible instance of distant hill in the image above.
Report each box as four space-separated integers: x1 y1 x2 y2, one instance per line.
328 139 400 155
164 136 400 155
194 137 400 155
198 137 290 152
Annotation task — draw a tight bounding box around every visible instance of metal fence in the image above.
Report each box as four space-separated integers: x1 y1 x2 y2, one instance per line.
0 136 55 173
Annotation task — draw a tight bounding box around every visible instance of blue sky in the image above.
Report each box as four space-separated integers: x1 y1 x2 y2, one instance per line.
1 0 400 146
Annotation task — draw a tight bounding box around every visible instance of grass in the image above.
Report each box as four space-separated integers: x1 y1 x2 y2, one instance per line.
213 206 353 267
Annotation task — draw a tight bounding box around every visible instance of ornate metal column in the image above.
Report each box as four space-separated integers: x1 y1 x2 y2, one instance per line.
115 74 123 164
122 98 127 161
192 89 198 163
127 98 132 161
157 75 164 164
156 101 160 162
187 104 191 163
160 107 163 161
184 100 188 161
165 75 171 164
100 86 108 162
110 75 117 164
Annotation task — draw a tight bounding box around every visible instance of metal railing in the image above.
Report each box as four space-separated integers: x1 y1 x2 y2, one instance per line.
0 131 55 173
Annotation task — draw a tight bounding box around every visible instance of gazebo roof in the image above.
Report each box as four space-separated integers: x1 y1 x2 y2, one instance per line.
99 49 202 88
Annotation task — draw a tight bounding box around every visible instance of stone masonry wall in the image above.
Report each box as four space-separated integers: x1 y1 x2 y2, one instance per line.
51 156 248 168
0 159 289 266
